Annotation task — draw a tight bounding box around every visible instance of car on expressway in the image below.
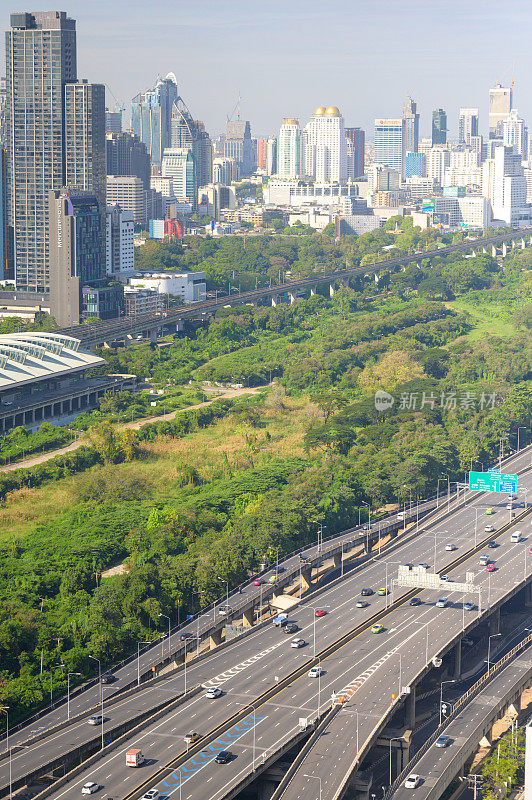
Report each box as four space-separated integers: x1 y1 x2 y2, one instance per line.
435 734 452 747
291 638 306 648
218 606 233 616
141 791 159 800
404 775 421 789
377 587 388 596
479 554 491 565
485 563 496 572
100 674 115 684
81 783 101 795
371 624 384 634
463 601 474 611
361 588 373 596
486 507 494 515
267 576 277 584
284 622 299 634
214 750 233 764
419 562 430 569
180 632 193 641
252 578 263 586
205 687 223 699
529 546 532 555
409 597 422 606
436 598 448 607
314 608 327 617
308 666 324 677
485 524 495 532
356 600 369 608
488 541 498 548
184 731 201 745
87 715 104 725
445 543 456 551
440 574 449 581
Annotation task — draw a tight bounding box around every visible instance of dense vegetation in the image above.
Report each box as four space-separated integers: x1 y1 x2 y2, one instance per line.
1 221 531 726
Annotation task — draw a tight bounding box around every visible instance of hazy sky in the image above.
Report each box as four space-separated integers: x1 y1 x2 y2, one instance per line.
2 0 530 139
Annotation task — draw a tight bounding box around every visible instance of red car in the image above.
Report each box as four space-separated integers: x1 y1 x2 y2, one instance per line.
485 563 495 572
314 609 327 617
252 578 263 586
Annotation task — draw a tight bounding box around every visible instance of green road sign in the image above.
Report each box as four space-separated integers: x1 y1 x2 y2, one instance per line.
468 471 517 493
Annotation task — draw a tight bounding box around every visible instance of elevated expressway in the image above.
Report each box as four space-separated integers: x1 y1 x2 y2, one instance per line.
9 447 532 800
55 229 532 348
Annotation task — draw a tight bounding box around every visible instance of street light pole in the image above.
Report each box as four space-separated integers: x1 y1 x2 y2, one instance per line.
304 774 322 800
218 576 229 613
0 707 9 754
487 633 502 672
159 613 171 656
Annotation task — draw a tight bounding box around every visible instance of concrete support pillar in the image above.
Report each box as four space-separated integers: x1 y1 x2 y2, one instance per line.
300 567 312 593
471 249 476 257
333 552 342 569
502 242 508 257
405 686 416 728
289 293 296 305
491 245 497 257
374 273 379 283
209 629 223 649
329 282 336 297
242 607 254 627
454 640 462 679
489 608 501 635
521 238 526 249
271 295 278 307
310 286 317 297
482 246 488 254
525 582 532 607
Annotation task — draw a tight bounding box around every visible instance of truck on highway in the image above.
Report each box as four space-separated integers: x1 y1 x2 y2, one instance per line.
126 749 144 767
273 614 288 627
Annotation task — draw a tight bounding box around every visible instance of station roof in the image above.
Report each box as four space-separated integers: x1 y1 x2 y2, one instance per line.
0 332 106 390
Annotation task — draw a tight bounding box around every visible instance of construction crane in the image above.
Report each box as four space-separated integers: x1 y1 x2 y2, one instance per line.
496 60 516 89
104 83 125 114
226 93 242 123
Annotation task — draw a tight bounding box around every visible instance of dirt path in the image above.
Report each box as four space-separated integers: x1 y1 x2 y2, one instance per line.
0 386 262 473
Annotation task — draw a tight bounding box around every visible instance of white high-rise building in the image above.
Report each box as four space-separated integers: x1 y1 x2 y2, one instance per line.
277 118 302 179
489 84 512 138
426 147 450 185
106 206 135 277
502 109 528 159
304 106 347 183
459 108 479 145
482 144 528 225
367 163 401 193
450 151 480 169
374 118 404 174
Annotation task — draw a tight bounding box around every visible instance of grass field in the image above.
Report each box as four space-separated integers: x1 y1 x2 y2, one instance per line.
449 298 519 339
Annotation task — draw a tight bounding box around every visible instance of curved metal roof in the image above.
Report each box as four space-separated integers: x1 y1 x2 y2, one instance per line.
0 333 106 390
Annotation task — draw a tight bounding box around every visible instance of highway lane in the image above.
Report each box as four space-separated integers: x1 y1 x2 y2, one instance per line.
276 527 532 800
2 449 531 794
35 495 532 800
6 444 528 756
391 649 532 800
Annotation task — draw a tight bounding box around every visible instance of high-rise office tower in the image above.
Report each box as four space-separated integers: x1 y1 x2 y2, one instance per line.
304 106 347 183
345 127 365 178
502 109 528 159
374 118 404 174
106 132 151 188
402 98 419 155
131 73 178 166
277 118 302 179
432 108 447 145
64 81 106 226
48 189 105 325
171 98 212 187
105 109 122 134
255 138 268 171
482 144 527 224
489 83 512 139
5 11 77 293
225 119 254 175
161 148 196 206
458 108 479 146
0 77 6 148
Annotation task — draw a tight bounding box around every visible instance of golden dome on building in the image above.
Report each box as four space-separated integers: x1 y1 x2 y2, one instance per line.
325 106 340 116
283 118 299 126
314 106 326 116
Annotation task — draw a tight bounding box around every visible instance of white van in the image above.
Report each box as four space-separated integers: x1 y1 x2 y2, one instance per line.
511 531 522 543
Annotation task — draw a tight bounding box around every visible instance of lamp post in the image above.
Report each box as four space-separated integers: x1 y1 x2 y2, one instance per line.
473 508 479 548
304 774 322 800
67 673 81 719
195 591 205 655
137 641 151 687
7 745 29 800
487 632 502 672
312 607 329 657
159 613 171 656
235 702 257 772
218 576 229 614
88 655 104 750
433 530 448 572
439 679 455 725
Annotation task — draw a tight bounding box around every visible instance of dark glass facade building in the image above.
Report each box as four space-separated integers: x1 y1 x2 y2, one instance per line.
131 73 178 166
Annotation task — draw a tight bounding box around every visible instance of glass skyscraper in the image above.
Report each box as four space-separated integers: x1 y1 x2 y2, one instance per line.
131 73 178 166
432 108 447 145
374 118 404 174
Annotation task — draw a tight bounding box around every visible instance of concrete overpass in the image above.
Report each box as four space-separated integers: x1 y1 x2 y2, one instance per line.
56 229 532 349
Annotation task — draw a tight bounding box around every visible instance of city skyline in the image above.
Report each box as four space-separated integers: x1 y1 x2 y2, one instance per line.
0 0 529 138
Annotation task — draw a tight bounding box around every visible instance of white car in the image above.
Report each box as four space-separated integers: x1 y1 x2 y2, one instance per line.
141 791 159 800
291 638 306 648
81 783 100 795
404 775 420 789
308 666 324 678
218 606 233 617
205 686 223 698
445 543 456 552
485 525 495 532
